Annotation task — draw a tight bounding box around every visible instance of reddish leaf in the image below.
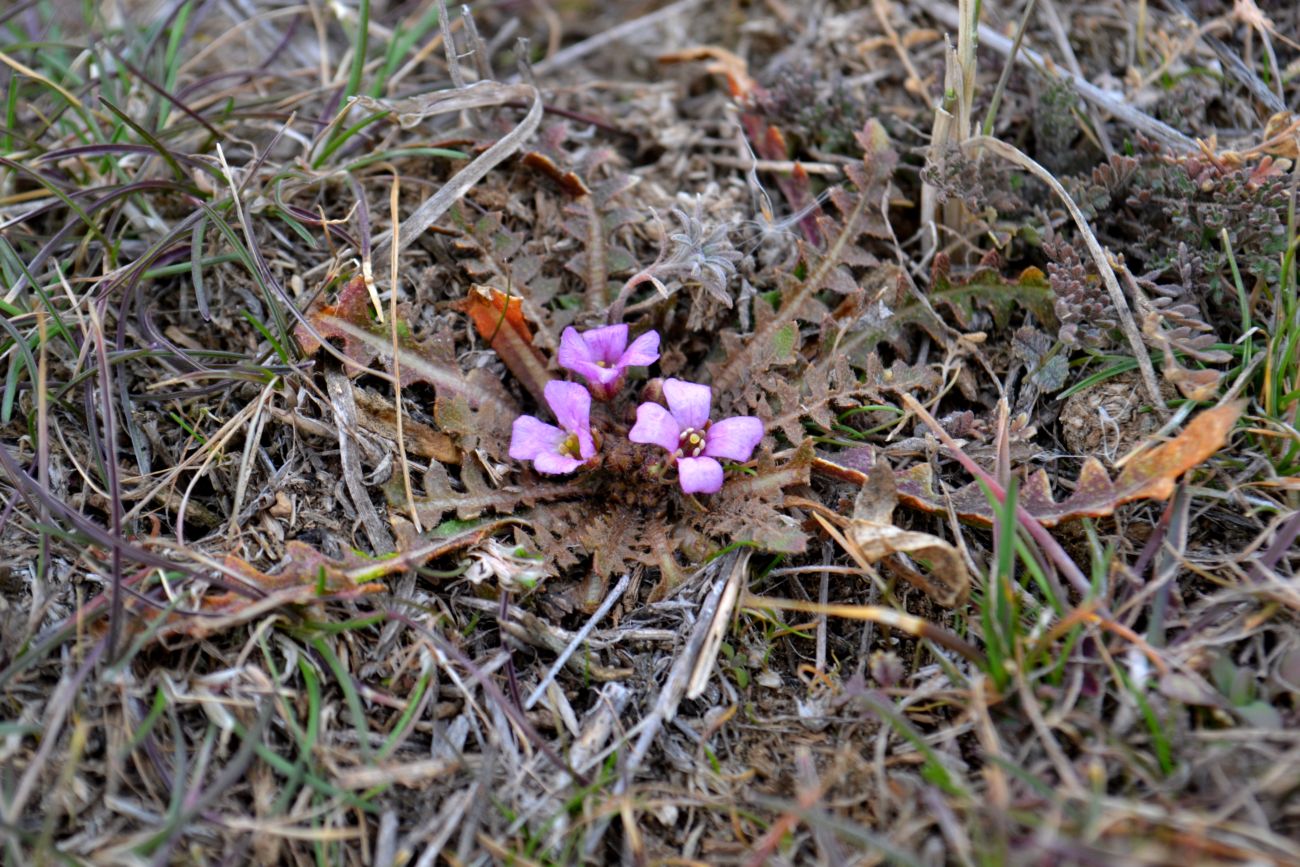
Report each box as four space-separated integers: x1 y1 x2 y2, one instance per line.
295 275 517 457
455 283 554 404
295 275 380 366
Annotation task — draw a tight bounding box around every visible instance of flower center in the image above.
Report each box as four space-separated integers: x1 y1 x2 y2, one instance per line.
595 360 609 368
557 433 582 458
675 426 707 459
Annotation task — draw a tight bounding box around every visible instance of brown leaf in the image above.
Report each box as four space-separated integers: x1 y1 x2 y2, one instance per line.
1116 399 1244 500
657 45 757 101
815 401 1245 527
352 387 460 464
294 274 381 366
841 463 969 607
296 275 517 421
521 151 591 197
1162 353 1223 403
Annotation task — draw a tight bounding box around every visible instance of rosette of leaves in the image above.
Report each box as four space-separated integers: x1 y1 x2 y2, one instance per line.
1046 238 1116 348
660 197 743 306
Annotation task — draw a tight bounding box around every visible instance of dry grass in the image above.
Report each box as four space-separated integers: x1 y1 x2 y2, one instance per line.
1 1 1298 864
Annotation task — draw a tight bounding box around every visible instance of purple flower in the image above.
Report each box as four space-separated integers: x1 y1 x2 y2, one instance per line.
629 378 764 494
509 381 596 474
558 324 660 399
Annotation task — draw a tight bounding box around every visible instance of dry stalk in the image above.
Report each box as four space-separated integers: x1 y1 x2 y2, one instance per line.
963 135 1165 409
919 0 978 259
358 80 544 264
920 0 1196 152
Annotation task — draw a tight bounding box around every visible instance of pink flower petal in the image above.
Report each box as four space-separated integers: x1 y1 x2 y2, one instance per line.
533 450 585 475
620 330 661 368
509 415 565 461
557 326 595 370
662 379 712 430
544 380 591 435
703 416 764 461
574 426 596 460
628 401 680 452
578 361 623 386
580 323 629 364
677 456 724 494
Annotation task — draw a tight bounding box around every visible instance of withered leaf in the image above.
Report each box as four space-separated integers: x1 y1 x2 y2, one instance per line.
296 275 517 416
842 463 970 607
455 283 554 405
815 400 1245 527
294 274 381 367
165 542 387 640
353 386 459 464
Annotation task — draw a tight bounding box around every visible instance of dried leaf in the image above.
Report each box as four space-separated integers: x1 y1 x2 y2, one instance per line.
842 463 969 607
521 151 591 197
455 283 554 404
1115 400 1243 500
816 401 1245 527
1162 353 1223 402
352 387 459 464
657 45 757 101
294 274 382 367
165 542 388 639
296 275 517 420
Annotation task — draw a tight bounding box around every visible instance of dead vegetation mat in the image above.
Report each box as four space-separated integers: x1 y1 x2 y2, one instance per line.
1 0 1299 864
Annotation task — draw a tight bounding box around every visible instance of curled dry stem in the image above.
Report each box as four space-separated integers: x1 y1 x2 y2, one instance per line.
964 135 1165 410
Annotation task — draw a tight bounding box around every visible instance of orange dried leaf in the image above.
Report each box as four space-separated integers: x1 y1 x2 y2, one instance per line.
1115 399 1245 501
657 46 756 100
521 151 591 197
458 282 532 341
455 283 553 404
814 401 1245 527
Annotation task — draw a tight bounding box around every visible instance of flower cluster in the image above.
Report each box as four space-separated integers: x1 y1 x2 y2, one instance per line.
508 325 763 494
